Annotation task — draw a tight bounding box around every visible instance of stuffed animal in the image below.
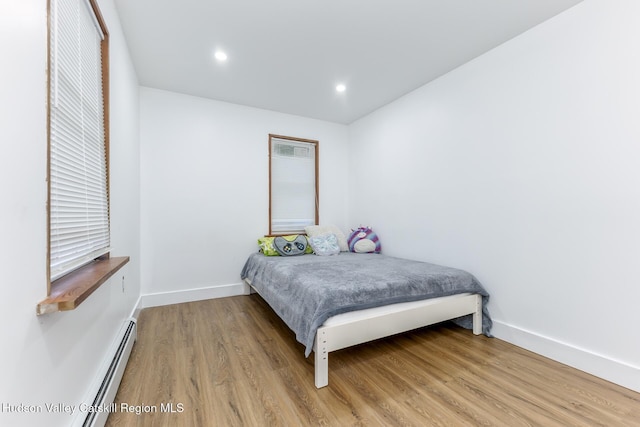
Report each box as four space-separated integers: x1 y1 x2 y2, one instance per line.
347 226 381 253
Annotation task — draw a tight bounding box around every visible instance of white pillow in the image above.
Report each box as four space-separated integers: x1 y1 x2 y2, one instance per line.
304 225 348 252
308 233 340 256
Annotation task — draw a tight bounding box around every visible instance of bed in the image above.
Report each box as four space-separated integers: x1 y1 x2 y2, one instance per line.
240 252 491 388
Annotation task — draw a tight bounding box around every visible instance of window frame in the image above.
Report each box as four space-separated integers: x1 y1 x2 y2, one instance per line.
268 134 319 235
38 0 128 315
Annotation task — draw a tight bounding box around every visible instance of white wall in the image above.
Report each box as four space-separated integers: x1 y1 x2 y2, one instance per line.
0 1 140 425
348 0 640 392
139 88 349 300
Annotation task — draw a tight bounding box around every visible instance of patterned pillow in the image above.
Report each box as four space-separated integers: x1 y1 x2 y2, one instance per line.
304 225 348 252
258 235 312 256
257 236 279 256
347 226 381 253
308 233 340 256
274 235 308 256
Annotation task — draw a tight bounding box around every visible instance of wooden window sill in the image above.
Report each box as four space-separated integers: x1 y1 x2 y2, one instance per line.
37 256 130 315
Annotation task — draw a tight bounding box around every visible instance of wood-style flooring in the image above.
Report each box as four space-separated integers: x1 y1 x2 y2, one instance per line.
107 295 640 426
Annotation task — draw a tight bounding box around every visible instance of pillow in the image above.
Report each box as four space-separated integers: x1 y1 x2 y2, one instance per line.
304 225 348 252
258 235 312 256
308 233 340 256
257 236 279 256
274 235 308 256
347 226 381 253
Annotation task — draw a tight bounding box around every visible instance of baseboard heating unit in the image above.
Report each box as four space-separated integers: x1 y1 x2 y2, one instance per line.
74 318 137 427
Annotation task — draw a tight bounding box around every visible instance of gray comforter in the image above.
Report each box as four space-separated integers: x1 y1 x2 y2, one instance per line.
241 252 491 357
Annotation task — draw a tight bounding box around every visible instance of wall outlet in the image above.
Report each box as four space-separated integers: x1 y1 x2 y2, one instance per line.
122 276 125 293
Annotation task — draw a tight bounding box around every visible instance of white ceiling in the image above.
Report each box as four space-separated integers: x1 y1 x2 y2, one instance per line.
114 0 583 124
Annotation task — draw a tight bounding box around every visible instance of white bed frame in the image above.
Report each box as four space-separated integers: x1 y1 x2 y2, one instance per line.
313 293 482 388
247 281 483 388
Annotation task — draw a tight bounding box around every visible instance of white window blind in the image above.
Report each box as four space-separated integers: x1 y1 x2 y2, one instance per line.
270 137 317 234
49 0 109 281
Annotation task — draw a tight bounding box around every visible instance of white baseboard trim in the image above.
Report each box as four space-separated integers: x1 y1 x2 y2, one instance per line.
129 295 142 320
492 320 640 393
140 282 249 309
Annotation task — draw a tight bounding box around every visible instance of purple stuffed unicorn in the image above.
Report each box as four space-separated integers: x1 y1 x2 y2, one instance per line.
347 226 381 253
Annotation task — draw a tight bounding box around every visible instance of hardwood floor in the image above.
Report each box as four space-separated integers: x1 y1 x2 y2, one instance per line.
107 295 640 426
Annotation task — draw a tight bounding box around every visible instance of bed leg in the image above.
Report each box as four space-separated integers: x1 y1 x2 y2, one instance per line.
473 294 482 335
314 329 328 388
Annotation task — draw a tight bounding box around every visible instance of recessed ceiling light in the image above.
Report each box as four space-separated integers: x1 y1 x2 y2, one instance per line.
336 84 346 93
214 51 228 61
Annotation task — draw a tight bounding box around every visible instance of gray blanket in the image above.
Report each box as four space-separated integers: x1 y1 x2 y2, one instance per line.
241 252 492 357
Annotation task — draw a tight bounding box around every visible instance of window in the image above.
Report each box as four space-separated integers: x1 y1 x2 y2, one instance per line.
269 134 319 235
48 0 110 284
